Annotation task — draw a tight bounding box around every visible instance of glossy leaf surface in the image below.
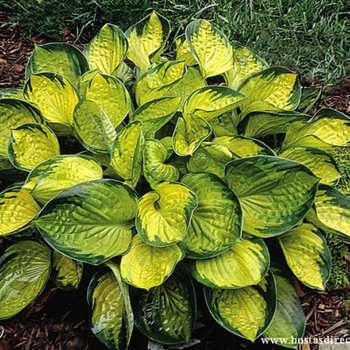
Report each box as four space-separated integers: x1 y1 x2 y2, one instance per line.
0 187 41 236
172 116 212 156
120 235 184 290
23 72 79 127
204 273 276 342
312 185 350 239
35 179 138 265
181 172 242 259
52 250 83 290
263 267 305 349
73 99 115 153
110 121 144 188
186 19 234 78
29 154 103 204
243 111 310 138
130 97 181 138
225 44 268 90
135 60 186 105
84 23 128 75
136 182 198 246
0 99 42 158
187 142 233 180
0 241 51 320
215 135 275 158
81 71 131 129
183 86 245 121
8 123 60 171
238 67 301 118
143 139 179 189
26 42 89 86
135 266 196 345
278 223 331 290
283 108 350 149
88 264 133 350
190 237 269 288
225 156 319 237
280 146 340 185
126 11 170 72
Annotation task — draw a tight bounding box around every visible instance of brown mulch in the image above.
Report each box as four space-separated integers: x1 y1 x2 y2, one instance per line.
1 9 350 350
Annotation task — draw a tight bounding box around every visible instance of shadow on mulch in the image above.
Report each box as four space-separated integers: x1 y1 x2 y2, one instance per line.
0 281 284 350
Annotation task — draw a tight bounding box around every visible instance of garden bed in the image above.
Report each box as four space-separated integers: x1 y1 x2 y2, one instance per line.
1 10 350 350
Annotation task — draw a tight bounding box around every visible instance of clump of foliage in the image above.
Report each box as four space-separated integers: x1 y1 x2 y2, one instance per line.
1 11 350 350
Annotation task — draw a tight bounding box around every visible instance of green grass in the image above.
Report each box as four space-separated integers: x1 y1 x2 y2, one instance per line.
326 148 350 290
0 0 349 84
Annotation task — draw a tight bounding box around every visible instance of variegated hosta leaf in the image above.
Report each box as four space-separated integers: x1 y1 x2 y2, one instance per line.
282 108 350 150
185 19 234 78
190 237 269 287
23 72 79 128
126 11 170 73
209 111 240 137
0 88 23 100
172 116 211 156
181 172 242 258
52 250 83 290
280 146 340 186
175 34 197 66
110 121 144 188
143 139 179 189
310 184 350 239
135 265 196 344
183 86 245 121
136 182 198 246
263 267 305 349
135 60 186 105
225 156 319 237
115 61 134 85
120 234 185 290
136 64 206 110
87 263 133 350
80 71 131 129
0 240 51 320
89 153 122 180
225 44 268 90
0 98 42 158
238 67 301 119
130 97 181 138
204 273 276 342
28 154 103 204
0 187 41 236
84 23 128 75
278 223 331 290
243 111 310 138
73 99 116 154
25 42 89 87
214 135 275 158
8 123 60 171
187 142 233 180
35 179 139 265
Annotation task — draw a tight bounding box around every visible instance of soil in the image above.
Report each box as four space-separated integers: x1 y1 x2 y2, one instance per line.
1 10 350 350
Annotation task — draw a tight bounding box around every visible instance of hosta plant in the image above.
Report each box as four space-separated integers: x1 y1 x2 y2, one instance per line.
1 11 350 350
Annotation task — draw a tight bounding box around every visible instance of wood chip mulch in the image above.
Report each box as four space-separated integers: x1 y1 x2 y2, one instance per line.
299 285 350 350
